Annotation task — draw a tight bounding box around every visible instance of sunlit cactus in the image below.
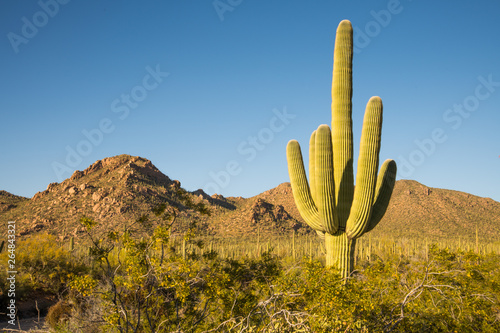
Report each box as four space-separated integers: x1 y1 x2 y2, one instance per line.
286 20 397 278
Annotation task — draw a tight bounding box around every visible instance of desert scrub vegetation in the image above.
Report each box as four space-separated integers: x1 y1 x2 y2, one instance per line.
0 233 87 309
2 213 500 332
38 222 500 331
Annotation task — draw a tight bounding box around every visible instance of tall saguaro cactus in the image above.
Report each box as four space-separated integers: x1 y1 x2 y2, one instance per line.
286 20 397 278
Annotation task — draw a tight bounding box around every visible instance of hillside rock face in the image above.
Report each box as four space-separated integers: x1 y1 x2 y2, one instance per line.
205 196 307 237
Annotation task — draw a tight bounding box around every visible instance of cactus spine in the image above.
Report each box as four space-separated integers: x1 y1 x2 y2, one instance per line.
286 20 397 278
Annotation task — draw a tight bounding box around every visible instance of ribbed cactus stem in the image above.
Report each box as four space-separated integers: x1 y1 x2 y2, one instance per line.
345 97 383 239
287 141 323 232
325 232 355 276
309 131 317 202
315 125 337 234
366 159 397 233
182 236 186 260
332 20 354 229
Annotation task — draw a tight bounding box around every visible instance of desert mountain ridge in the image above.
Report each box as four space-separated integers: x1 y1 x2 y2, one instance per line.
1 154 499 242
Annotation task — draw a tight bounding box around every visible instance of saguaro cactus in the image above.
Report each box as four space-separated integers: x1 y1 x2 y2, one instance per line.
286 20 397 278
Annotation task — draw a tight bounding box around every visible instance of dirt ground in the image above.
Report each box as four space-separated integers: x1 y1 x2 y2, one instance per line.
1 292 54 332
0 316 47 332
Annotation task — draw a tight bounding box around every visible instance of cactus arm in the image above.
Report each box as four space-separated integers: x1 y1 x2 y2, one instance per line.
332 20 354 229
364 159 397 233
345 97 383 239
309 130 317 202
286 140 324 232
315 125 338 234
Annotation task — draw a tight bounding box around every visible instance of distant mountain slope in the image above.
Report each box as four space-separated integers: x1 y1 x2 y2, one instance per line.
258 180 500 242
202 194 309 237
375 180 500 240
0 190 29 213
1 155 499 242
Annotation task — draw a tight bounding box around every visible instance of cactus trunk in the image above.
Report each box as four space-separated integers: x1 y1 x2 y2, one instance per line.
325 233 356 277
286 20 397 278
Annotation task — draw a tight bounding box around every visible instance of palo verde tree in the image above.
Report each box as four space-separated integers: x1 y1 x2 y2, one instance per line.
286 20 397 278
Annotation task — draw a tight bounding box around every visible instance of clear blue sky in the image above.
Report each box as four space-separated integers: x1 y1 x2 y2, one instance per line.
1 1 499 202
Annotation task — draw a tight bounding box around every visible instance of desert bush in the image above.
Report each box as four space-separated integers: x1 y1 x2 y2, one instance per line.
67 214 285 332
46 300 72 329
0 233 88 309
8 218 499 332
51 228 500 333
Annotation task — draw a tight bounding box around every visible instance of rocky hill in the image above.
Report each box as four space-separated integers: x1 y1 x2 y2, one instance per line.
1 155 499 242
0 155 306 239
